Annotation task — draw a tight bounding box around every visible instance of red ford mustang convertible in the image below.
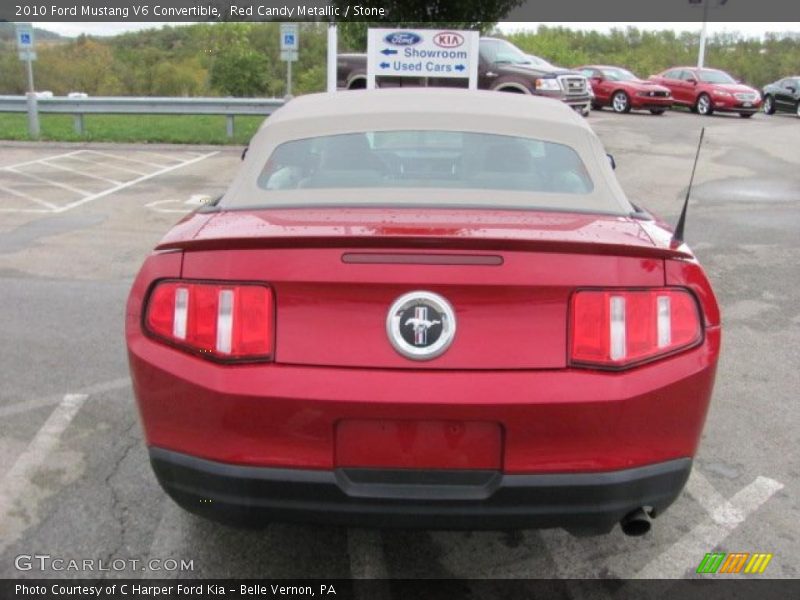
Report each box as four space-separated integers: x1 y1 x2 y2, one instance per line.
126 90 720 536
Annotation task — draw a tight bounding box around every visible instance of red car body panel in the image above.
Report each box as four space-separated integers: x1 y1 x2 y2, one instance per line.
649 67 762 113
157 208 690 259
127 209 720 477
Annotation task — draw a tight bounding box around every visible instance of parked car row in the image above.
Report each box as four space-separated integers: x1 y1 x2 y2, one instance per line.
579 65 767 118
339 34 797 121
578 66 800 120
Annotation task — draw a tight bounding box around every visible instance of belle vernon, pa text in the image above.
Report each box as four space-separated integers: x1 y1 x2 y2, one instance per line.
16 583 338 597
36 4 386 19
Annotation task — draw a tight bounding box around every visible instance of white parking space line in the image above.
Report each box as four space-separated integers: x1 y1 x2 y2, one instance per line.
0 184 58 210
686 469 744 525
145 194 212 214
84 149 167 169
0 393 88 555
0 377 130 420
64 154 150 176
41 158 124 185
135 149 202 163
2 150 85 170
0 150 217 213
5 166 91 197
0 207 50 214
538 468 784 582
632 476 783 579
55 151 218 213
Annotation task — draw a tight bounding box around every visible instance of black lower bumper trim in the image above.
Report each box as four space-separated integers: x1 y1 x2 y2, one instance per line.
149 447 692 533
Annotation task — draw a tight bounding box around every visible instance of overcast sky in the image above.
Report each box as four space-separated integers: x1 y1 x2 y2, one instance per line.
37 21 800 39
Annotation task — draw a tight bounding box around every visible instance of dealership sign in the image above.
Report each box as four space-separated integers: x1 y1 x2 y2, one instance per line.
366 28 479 89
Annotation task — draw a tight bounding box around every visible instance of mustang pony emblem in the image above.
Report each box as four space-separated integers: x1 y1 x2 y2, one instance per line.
386 291 457 360
404 307 441 345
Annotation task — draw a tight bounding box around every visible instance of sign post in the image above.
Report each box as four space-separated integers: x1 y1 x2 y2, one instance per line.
690 0 729 67
327 23 337 93
16 22 39 137
280 23 299 98
366 28 480 91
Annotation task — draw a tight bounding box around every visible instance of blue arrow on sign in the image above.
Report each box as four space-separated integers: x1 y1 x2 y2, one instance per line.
454 64 466 72
380 62 390 69
380 48 397 55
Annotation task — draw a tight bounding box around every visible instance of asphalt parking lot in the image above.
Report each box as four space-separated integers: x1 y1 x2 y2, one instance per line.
0 108 798 585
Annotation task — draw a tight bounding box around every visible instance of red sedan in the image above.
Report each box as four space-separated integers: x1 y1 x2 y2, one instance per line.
126 89 720 537
649 67 762 117
580 65 673 114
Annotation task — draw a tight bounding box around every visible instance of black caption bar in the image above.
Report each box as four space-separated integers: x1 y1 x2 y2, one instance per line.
2 0 800 22
3 579 800 600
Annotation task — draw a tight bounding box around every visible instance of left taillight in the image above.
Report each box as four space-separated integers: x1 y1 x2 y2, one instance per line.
144 280 274 362
569 288 702 369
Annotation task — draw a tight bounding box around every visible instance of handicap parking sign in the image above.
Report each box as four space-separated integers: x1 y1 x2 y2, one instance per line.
280 23 298 52
16 23 34 49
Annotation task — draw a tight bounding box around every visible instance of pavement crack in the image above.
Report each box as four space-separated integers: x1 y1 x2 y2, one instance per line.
100 420 140 566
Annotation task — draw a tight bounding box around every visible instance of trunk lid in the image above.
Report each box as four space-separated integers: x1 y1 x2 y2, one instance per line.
171 208 672 370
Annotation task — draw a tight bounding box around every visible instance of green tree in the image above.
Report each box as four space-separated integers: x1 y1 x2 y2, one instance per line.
210 47 269 96
0 51 26 94
152 58 206 96
35 36 121 94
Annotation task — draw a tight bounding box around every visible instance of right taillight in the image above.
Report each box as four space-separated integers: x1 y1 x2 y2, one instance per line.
569 288 702 369
144 280 274 362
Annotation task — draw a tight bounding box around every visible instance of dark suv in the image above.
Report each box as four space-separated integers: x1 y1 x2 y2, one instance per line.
337 37 592 116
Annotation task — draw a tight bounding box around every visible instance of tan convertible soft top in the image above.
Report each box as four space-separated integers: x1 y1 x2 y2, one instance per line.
223 88 634 215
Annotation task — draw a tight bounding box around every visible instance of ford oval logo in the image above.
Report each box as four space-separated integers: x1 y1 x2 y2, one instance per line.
384 31 422 46
433 32 465 48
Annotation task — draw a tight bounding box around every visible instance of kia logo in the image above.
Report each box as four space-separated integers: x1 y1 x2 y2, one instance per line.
433 32 465 48
384 32 422 46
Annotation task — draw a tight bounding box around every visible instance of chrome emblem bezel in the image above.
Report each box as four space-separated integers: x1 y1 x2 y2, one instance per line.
386 291 456 361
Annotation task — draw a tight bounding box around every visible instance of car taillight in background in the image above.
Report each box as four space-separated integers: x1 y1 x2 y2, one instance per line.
145 280 274 361
570 288 702 369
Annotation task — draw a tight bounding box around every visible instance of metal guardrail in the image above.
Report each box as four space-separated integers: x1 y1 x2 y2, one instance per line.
0 95 286 138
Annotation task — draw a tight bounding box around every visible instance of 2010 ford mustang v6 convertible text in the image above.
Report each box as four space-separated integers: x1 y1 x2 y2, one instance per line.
126 89 720 537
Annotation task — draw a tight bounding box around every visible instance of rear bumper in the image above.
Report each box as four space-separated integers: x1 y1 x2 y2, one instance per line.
128 328 720 474
151 447 692 532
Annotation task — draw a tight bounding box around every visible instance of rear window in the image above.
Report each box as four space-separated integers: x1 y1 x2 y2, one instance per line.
256 130 593 195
